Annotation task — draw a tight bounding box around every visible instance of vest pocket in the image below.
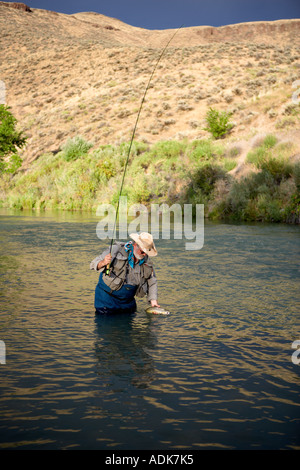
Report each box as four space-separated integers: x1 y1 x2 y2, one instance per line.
102 258 128 291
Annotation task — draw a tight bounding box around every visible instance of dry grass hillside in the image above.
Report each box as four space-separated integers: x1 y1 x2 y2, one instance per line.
0 1 300 172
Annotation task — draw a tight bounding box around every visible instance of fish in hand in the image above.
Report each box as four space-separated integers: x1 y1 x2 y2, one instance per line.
145 307 170 315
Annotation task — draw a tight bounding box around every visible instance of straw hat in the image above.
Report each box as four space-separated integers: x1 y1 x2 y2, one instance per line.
129 232 157 257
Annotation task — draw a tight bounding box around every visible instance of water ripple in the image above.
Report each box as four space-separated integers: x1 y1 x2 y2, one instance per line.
0 212 299 449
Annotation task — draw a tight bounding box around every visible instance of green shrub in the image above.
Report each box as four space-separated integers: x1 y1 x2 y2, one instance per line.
150 140 186 159
119 140 149 158
187 139 215 161
262 134 278 148
255 194 282 222
293 162 300 193
186 140 225 168
258 157 293 183
3 153 23 174
285 193 300 223
60 136 93 161
112 176 151 206
247 134 279 167
131 151 153 171
187 163 228 206
223 163 298 222
0 104 26 173
246 146 266 166
204 107 234 139
226 179 250 216
96 159 116 181
223 159 237 171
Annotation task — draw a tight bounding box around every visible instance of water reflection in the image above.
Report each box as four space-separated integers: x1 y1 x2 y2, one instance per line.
94 313 157 390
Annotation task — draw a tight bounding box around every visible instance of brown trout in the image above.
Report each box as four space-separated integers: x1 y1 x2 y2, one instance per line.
145 307 170 315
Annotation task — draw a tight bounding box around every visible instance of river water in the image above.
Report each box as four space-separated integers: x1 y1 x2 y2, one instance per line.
0 209 299 450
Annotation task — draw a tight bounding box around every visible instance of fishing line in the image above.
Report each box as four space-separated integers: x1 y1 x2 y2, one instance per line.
106 25 183 273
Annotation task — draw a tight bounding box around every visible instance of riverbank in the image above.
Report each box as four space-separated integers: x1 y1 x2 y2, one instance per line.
0 134 299 223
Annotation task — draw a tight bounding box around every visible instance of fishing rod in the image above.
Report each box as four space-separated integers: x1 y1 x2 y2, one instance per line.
106 25 183 275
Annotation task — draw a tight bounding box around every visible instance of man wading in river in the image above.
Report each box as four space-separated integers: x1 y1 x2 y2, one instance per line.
90 232 160 314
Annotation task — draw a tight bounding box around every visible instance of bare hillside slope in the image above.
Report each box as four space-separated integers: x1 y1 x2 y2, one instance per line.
0 2 299 167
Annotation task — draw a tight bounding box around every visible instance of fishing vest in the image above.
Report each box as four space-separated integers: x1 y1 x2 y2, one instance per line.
101 243 154 298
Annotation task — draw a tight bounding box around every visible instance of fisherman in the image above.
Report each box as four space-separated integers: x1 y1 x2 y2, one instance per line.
90 232 160 314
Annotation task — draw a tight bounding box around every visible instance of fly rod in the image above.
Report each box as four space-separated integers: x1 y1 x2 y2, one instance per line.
106 25 183 274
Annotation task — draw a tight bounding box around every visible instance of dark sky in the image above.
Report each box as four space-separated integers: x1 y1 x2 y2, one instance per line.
12 0 300 29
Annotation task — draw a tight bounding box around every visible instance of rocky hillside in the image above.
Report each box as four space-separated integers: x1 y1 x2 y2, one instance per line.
0 1 300 168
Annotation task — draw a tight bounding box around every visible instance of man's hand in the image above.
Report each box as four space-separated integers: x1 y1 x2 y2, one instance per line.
150 299 160 308
97 253 112 270
104 253 112 265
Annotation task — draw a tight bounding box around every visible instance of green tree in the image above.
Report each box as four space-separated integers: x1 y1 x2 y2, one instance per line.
0 104 26 173
204 107 234 139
